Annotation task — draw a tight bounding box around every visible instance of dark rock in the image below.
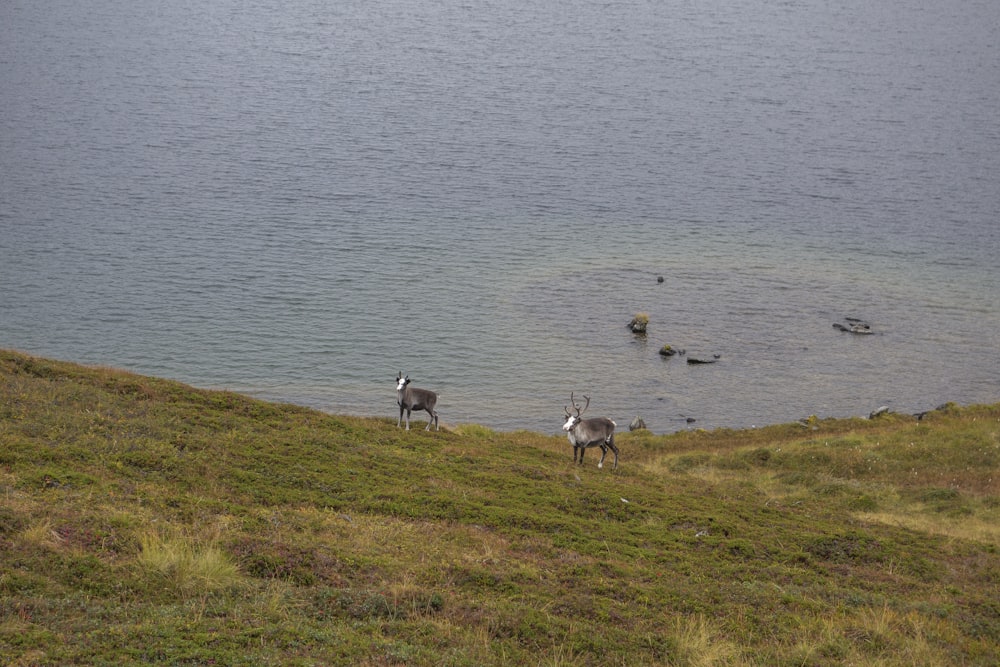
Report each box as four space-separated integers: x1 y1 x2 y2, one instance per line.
657 276 664 283
687 356 719 364
833 318 873 335
915 403 954 420
628 315 648 334
659 345 677 357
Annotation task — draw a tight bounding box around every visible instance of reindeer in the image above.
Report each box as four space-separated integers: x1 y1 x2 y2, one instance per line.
563 392 619 470
396 372 439 431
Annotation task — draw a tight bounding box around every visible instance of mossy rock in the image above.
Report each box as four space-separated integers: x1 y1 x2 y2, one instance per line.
629 312 649 333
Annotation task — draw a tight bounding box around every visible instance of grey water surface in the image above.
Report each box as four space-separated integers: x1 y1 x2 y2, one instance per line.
2 0 998 433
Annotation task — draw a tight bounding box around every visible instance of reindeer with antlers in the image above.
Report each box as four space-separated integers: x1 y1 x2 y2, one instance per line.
562 392 619 470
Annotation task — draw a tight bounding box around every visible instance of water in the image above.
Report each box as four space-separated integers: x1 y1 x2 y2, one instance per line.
2 0 998 433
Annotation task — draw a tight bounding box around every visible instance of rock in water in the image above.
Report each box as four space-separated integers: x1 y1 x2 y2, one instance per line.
833 318 873 335
687 356 718 364
628 313 649 334
629 416 647 431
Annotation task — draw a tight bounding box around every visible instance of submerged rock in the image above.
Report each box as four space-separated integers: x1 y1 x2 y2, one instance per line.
833 317 873 335
687 354 721 365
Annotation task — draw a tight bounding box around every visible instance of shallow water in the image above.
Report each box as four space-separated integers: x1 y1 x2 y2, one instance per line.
2 0 998 433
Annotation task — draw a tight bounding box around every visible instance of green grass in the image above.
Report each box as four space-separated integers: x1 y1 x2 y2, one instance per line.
2 348 999 665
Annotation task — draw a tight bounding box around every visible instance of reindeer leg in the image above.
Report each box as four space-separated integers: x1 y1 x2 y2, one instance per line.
405 408 412 430
607 435 619 471
597 444 607 469
398 404 404 428
577 446 585 465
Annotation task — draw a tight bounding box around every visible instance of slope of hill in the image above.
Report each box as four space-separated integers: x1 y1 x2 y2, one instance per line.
1 349 998 665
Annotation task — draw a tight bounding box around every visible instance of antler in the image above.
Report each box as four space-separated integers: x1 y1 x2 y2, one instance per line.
568 392 590 417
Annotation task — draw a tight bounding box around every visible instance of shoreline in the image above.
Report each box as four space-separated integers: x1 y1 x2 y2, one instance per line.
3 348 988 437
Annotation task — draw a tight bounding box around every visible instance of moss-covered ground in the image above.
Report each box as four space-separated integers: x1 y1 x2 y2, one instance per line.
1 349 998 665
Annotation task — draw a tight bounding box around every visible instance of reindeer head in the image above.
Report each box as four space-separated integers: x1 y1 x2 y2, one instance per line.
396 372 411 391
562 392 590 431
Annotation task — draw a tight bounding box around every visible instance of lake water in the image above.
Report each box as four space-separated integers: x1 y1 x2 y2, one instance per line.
2 0 998 434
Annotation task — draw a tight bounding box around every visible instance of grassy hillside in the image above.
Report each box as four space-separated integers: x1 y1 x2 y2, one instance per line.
1 349 998 666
